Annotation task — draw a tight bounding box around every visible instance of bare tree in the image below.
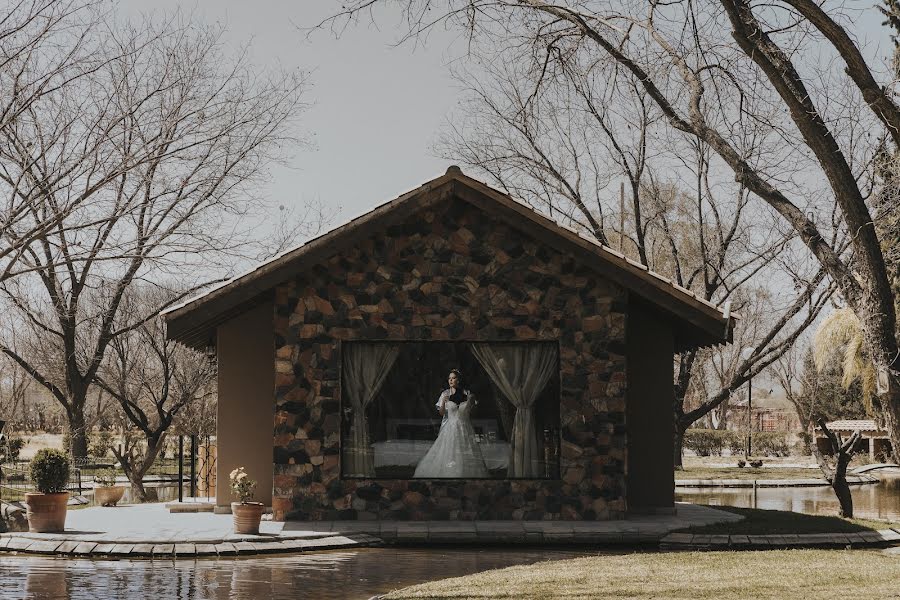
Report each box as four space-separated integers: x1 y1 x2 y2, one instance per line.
435 39 832 466
96 290 215 501
814 419 862 518
0 354 31 428
0 8 309 457
0 1 112 284
320 0 900 461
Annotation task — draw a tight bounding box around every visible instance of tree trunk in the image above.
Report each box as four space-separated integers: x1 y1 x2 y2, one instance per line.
814 420 861 518
67 409 89 459
673 421 686 470
832 475 854 518
129 479 149 503
871 370 900 463
116 434 168 503
830 440 856 518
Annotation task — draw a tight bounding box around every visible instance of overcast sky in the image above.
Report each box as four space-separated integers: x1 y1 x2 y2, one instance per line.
117 1 892 237
119 1 467 230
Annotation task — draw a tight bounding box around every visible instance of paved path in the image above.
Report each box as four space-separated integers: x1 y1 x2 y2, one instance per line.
0 502 740 558
4 502 897 558
0 503 377 558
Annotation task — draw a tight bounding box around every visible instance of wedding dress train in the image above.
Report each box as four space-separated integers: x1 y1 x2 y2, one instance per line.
413 391 489 478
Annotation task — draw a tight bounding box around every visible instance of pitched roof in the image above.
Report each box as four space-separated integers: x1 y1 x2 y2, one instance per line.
164 167 734 351
822 419 881 433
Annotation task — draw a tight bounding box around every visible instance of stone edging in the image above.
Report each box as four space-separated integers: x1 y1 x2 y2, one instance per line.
675 474 879 488
0 533 380 558
660 528 900 550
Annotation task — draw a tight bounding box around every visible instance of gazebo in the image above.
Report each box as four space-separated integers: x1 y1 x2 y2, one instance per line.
816 419 892 461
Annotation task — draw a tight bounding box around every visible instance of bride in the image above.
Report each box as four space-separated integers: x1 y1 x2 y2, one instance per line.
414 369 489 478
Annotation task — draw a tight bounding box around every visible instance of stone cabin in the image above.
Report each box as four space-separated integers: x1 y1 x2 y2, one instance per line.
164 167 732 521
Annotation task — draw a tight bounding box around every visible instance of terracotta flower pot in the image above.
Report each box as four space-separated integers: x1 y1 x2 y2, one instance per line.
25 492 68 533
94 486 126 507
231 501 265 534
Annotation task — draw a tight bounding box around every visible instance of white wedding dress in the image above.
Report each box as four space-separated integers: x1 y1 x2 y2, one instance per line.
413 390 489 478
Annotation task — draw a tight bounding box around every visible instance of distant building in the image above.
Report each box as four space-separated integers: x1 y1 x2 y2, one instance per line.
727 389 802 445
815 419 892 461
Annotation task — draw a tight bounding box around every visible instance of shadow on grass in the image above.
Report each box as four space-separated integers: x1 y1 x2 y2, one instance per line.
679 505 896 535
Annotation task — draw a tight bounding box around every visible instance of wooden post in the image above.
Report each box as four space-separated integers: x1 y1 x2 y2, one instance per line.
619 181 625 252
178 436 184 503
190 435 197 500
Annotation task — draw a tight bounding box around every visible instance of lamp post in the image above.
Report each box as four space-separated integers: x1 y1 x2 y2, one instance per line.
741 347 755 458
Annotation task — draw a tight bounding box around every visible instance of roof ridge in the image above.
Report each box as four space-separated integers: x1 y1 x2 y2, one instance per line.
165 168 733 351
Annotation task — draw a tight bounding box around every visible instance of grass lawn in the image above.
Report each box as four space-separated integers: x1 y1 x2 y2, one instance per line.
679 506 900 534
383 550 900 599
675 466 823 480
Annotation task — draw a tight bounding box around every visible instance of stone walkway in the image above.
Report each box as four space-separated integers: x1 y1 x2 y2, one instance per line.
0 502 739 558
675 474 879 488
3 502 898 558
660 528 900 550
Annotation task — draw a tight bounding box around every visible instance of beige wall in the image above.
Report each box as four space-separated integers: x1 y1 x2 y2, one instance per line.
216 301 274 508
626 302 675 512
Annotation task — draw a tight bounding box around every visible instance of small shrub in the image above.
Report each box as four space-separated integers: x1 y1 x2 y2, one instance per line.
29 448 70 494
89 431 115 458
94 468 118 488
7 438 25 462
749 459 764 468
727 432 745 456
737 460 746 468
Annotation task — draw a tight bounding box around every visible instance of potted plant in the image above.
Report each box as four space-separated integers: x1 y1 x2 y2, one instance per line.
93 468 126 507
25 448 70 532
230 466 264 534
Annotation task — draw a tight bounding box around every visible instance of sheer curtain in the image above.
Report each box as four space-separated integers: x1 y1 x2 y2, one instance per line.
471 343 557 477
343 343 400 477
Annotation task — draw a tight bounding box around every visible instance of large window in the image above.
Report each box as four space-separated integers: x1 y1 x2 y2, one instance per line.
341 341 560 480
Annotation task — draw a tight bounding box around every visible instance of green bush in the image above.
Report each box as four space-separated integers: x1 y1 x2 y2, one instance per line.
752 432 790 457
1 437 25 463
89 430 115 458
684 429 738 456
93 468 118 487
29 448 70 494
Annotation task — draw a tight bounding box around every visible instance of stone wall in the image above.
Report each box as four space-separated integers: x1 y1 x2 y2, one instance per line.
271 198 627 520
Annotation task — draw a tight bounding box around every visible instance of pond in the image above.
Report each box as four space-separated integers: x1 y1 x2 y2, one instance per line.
0 547 602 599
675 473 900 521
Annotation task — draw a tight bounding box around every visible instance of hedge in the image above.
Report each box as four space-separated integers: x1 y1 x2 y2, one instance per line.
684 429 790 457
684 429 737 456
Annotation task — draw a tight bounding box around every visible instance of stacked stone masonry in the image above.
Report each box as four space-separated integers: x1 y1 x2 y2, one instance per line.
271 198 628 521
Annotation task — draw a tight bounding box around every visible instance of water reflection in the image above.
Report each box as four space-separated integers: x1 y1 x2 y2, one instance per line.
676 474 900 521
0 547 594 600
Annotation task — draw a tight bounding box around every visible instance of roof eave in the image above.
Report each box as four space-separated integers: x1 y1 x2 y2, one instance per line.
165 170 732 351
